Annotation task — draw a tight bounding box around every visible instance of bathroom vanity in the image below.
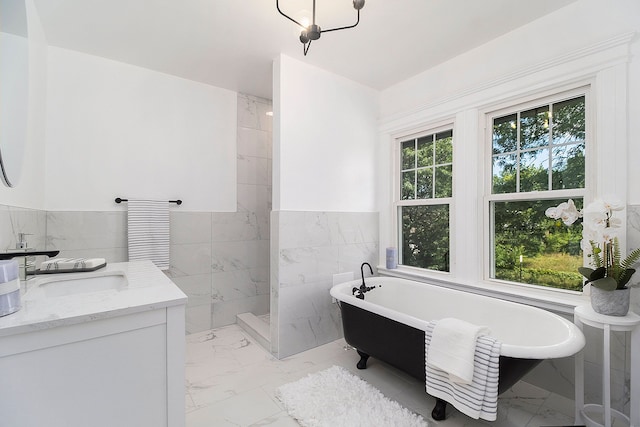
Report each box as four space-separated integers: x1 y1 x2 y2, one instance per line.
0 261 187 427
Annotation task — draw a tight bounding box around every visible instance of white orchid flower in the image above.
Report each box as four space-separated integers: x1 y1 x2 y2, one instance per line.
583 208 608 229
560 199 582 226
552 196 637 290
600 227 620 244
582 224 602 242
608 217 622 228
546 201 568 218
560 209 580 226
545 206 560 219
583 199 605 213
583 198 624 231
602 196 624 212
545 199 582 224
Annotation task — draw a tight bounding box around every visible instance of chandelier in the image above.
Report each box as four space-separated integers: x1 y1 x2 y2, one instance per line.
276 0 365 56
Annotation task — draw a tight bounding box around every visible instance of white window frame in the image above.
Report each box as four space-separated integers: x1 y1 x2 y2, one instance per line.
393 122 455 276
379 34 631 313
483 87 590 292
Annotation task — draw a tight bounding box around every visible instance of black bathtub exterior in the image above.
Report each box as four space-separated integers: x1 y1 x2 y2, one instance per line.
339 302 542 417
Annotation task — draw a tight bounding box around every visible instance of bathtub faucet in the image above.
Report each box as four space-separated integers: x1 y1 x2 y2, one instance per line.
352 262 377 299
360 262 373 290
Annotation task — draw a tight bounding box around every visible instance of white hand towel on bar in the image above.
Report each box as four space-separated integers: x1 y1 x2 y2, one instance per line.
427 317 490 384
127 199 170 270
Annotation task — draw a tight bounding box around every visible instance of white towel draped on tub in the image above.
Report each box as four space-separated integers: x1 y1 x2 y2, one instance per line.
427 317 490 384
127 199 170 270
425 320 501 421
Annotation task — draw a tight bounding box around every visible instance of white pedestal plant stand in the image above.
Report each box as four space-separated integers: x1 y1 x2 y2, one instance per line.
574 304 640 427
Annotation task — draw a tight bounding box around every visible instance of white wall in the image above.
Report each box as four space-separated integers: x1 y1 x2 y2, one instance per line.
0 0 47 209
0 33 28 188
273 54 379 212
380 0 640 204
44 47 238 212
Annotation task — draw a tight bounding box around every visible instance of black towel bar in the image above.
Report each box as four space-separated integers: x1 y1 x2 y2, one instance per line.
115 197 182 205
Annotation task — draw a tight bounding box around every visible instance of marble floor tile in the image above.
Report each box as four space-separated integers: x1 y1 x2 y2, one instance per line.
542 391 577 418
186 387 282 427
247 411 300 427
185 324 583 427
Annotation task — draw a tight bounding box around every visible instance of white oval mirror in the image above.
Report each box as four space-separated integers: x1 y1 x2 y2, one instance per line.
0 0 29 188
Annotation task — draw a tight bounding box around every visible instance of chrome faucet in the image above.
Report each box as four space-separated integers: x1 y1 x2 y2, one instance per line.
0 241 59 279
16 233 30 249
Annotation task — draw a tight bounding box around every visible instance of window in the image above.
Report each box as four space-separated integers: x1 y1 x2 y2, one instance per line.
488 93 586 291
397 129 453 272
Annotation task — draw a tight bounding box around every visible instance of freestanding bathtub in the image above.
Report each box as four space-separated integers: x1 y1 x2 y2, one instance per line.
330 276 585 421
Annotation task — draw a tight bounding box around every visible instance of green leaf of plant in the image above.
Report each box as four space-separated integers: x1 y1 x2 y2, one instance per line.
578 267 595 280
590 241 603 268
591 277 618 291
621 247 640 270
589 267 607 281
618 268 636 288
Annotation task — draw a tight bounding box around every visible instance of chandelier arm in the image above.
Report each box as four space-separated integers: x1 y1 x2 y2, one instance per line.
320 10 360 34
276 0 305 29
303 40 312 56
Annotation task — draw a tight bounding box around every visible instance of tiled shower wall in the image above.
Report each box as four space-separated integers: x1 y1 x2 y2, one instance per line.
1 93 272 334
271 210 379 359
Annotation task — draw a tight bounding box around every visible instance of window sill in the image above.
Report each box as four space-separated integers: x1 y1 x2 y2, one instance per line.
376 266 590 316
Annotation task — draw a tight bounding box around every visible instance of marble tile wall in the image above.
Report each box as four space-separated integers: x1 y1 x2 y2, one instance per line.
0 204 47 276
218 94 272 328
271 210 379 359
45 210 128 262
0 205 47 252
166 212 212 333
44 209 269 334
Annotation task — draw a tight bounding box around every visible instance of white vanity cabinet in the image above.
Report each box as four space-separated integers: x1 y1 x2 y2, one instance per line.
0 261 187 427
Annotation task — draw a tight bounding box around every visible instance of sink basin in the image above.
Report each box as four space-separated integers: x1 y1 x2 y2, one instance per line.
37 272 128 298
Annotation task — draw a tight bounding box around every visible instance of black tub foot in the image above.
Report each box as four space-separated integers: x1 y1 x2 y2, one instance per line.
356 350 369 369
431 398 447 421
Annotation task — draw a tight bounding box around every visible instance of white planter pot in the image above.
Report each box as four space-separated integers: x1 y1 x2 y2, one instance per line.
590 286 630 317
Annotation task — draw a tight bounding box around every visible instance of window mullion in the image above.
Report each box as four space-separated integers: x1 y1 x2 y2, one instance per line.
413 138 418 199
516 111 521 193
548 103 554 190
487 188 585 202
432 134 436 198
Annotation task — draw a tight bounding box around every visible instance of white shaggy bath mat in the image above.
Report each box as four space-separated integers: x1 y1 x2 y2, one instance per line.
275 365 428 427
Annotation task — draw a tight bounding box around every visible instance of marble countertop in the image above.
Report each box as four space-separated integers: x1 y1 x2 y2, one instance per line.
0 260 187 337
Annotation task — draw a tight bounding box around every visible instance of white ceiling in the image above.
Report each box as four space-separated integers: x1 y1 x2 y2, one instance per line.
32 0 578 100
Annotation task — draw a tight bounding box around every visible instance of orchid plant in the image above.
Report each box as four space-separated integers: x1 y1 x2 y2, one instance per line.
546 198 640 291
